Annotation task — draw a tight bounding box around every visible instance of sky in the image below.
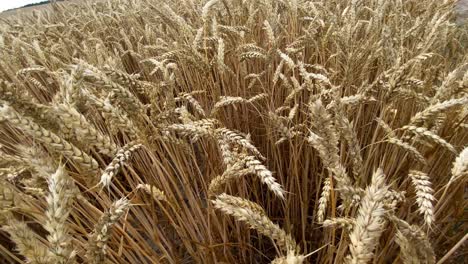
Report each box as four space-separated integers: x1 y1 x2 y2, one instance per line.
0 0 45 12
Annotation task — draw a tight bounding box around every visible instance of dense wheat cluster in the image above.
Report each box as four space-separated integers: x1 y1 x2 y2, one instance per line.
0 0 467 263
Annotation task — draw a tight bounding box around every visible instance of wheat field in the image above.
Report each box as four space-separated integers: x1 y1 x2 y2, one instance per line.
0 0 467 263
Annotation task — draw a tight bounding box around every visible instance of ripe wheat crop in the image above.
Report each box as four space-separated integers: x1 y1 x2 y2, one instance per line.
0 0 467 263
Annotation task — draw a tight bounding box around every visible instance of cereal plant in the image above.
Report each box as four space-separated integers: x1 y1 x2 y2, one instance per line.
0 0 466 263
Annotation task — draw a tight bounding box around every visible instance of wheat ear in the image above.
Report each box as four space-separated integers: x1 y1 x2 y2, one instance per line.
375 117 397 138
211 93 267 115
243 155 286 199
307 133 356 202
389 216 435 264
269 112 302 145
270 250 306 264
208 159 252 196
45 165 77 263
3 219 51 264
451 146 468 179
0 103 99 173
410 97 468 125
18 145 56 179
137 183 167 201
215 128 265 160
81 68 144 115
53 103 117 156
322 217 355 230
85 93 139 140
99 142 142 188
346 168 388 264
212 193 297 252
177 92 206 117
409 170 435 226
316 176 332 223
386 137 427 165
334 114 363 177
167 118 218 141
86 198 130 264
401 125 456 153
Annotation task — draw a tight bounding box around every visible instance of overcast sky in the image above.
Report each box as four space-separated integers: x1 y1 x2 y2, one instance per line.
0 0 45 12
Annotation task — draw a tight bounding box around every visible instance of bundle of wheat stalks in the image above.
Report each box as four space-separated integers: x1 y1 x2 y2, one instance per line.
0 0 466 263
